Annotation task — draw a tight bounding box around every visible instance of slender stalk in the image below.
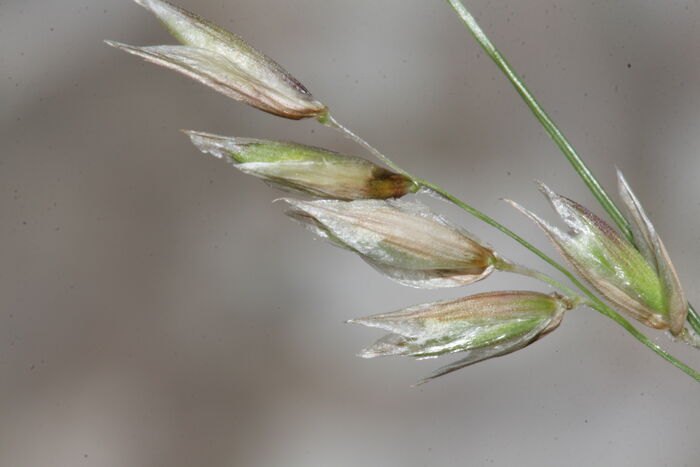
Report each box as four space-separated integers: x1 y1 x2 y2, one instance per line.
492 259 698 382
317 113 413 180
495 259 581 303
585 299 700 382
320 117 700 383
425 172 700 382
441 176 700 382
322 114 596 302
443 0 700 337
416 177 600 302
444 0 631 240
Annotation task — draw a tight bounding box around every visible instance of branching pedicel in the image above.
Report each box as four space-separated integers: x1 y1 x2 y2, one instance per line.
107 0 700 384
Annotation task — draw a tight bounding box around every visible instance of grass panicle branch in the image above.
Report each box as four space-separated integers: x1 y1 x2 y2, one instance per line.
113 0 700 384
444 0 700 338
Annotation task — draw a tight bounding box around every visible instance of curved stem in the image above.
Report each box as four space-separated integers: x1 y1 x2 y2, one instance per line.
443 0 700 340
429 175 700 382
320 115 607 305
416 177 601 304
584 299 700 382
495 259 581 302
504 256 700 380
318 113 414 180
319 116 700 383
437 177 700 382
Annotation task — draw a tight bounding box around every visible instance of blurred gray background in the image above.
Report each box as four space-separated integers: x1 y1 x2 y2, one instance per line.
2 0 700 465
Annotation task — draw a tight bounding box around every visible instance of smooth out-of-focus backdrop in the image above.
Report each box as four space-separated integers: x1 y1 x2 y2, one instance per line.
3 0 700 465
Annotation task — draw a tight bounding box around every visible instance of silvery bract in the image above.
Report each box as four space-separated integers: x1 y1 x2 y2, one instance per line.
106 0 326 119
282 199 496 288
508 174 687 335
349 291 569 384
185 131 415 200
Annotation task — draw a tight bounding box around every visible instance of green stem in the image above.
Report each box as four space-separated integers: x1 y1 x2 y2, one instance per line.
425 177 700 382
585 299 700 382
444 0 700 338
444 0 632 241
322 114 596 302
415 177 599 303
318 113 415 182
495 259 581 302
320 118 700 383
